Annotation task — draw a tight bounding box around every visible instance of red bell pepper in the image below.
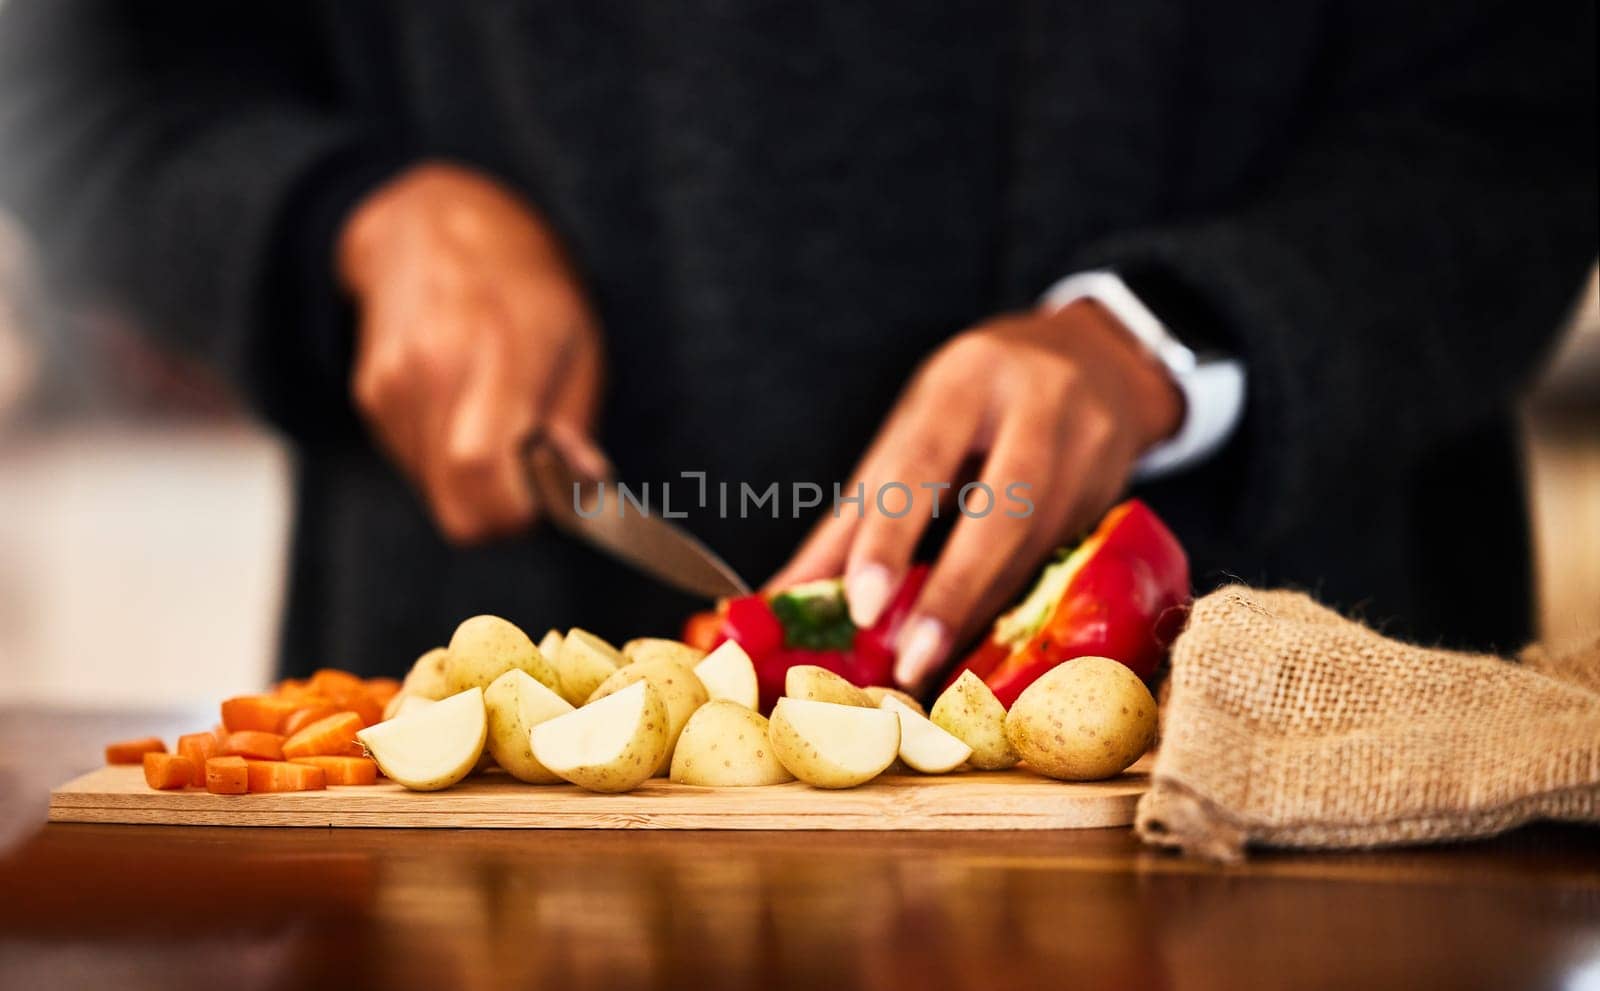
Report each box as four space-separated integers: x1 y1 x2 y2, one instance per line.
683 565 929 712
943 499 1190 707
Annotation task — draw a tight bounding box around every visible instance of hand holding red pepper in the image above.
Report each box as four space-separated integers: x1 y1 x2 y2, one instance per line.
768 300 1184 690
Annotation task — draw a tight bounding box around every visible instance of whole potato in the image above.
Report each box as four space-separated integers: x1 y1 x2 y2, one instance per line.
445 615 560 695
670 700 793 787
587 657 708 774
1004 657 1156 781
401 646 453 701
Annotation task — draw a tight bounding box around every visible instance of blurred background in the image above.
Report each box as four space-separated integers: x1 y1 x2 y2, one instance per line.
1 192 1595 707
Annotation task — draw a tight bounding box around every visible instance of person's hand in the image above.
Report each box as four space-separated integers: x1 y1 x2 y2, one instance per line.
768 300 1184 691
339 163 607 543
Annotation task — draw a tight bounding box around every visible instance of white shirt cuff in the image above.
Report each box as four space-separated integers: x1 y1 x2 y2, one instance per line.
1040 270 1247 481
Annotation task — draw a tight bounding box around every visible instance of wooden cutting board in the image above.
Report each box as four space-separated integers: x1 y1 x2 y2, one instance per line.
50 760 1150 830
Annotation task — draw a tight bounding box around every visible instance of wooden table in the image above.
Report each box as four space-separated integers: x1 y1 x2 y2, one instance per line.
2 707 1597 990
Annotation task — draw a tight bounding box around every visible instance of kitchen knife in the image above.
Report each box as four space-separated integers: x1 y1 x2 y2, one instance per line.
523 440 752 600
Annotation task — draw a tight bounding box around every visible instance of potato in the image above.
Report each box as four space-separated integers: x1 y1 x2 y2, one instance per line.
880 695 971 773
383 693 438 721
531 680 669 793
864 686 925 716
444 615 560 695
670 700 794 787
401 647 453 701
622 637 705 669
768 697 900 789
1004 657 1156 781
692 641 760 710
930 670 1019 770
554 628 623 705
484 669 574 784
538 628 564 660
587 657 708 774
356 687 487 791
784 665 874 708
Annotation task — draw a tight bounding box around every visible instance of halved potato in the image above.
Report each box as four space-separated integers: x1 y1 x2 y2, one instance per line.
768 697 900 788
587 657 708 774
484 669 574 784
670 700 794 787
879 695 971 773
784 665 873 708
356 687 487 791
444 615 560 695
554 628 623 705
930 670 1019 770
692 641 760 710
1004 657 1156 781
401 646 453 701
622 637 705 669
531 680 669 793
864 685 925 716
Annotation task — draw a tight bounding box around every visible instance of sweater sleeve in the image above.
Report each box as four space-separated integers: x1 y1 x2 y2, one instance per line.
1072 0 1597 548
0 0 401 436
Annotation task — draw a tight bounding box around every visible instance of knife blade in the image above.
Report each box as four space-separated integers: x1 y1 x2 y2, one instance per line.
524 441 752 600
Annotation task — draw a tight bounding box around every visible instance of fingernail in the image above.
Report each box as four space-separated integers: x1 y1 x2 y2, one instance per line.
894 617 948 689
846 564 893 629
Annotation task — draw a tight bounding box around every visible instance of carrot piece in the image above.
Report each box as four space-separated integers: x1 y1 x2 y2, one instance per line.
309 668 367 697
143 752 194 790
273 677 309 698
325 688 383 728
221 730 287 761
177 732 220 787
220 695 300 733
106 737 167 765
281 712 363 759
246 760 327 793
364 677 401 704
289 755 379 786
205 756 248 794
281 705 341 737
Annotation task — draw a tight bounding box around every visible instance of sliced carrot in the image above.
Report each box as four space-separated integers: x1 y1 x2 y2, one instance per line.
281 705 341 737
246 760 327 793
365 679 401 709
281 712 362 759
220 695 300 733
325 688 383 728
289 755 378 786
106 737 166 765
273 677 309 698
309 668 367 697
143 752 194 790
221 730 287 761
205 755 248 794
177 732 220 787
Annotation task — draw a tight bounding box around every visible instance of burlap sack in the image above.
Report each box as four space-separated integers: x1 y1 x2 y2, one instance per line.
1136 586 1600 862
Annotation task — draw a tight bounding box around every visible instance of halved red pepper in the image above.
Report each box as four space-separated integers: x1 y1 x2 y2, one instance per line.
943 499 1190 707
683 565 929 712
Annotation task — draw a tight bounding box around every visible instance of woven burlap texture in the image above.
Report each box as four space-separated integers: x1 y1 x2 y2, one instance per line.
1135 586 1600 862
